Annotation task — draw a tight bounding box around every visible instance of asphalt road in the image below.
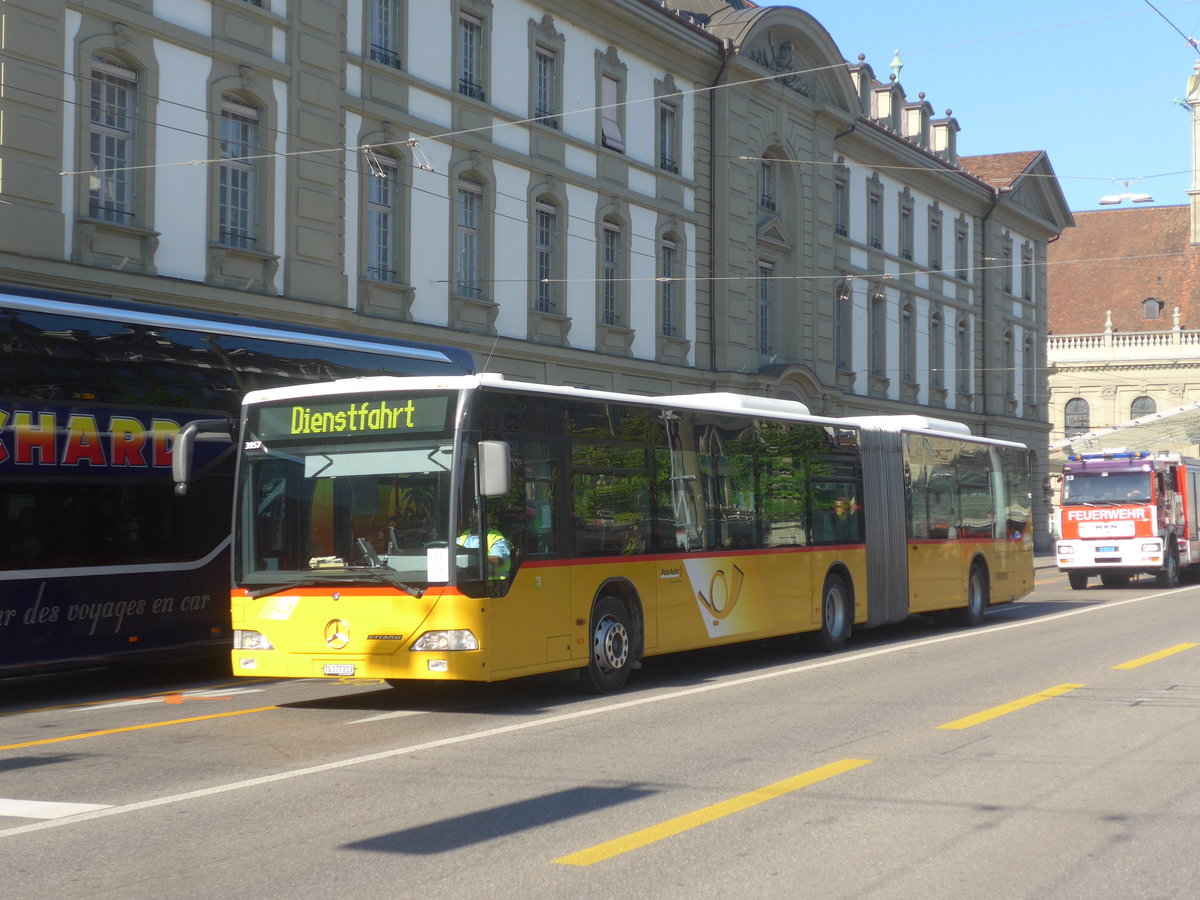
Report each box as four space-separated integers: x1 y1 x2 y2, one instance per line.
2 564 1199 899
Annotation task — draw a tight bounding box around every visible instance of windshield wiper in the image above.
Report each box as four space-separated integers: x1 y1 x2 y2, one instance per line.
247 581 309 600
247 570 425 599
343 565 426 598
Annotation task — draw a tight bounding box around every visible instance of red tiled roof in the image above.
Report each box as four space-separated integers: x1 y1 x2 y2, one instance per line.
1045 205 1200 335
959 151 1043 189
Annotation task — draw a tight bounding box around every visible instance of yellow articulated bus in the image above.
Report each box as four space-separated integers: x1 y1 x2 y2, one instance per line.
177 374 1032 693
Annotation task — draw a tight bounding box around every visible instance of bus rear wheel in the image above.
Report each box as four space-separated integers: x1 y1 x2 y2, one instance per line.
957 564 988 627
580 596 633 694
804 573 851 652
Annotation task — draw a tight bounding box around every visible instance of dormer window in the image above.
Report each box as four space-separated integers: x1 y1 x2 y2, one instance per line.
1143 297 1164 319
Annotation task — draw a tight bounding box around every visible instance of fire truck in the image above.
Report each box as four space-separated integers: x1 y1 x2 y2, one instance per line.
1056 450 1200 589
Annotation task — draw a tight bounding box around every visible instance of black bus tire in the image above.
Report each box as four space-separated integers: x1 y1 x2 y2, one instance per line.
803 572 851 652
580 596 634 694
957 563 988 627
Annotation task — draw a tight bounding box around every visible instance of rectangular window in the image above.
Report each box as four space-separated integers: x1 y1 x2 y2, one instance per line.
458 13 485 100
534 48 558 128
1002 242 1013 293
955 226 968 280
600 75 624 153
929 219 942 270
758 262 773 355
366 157 396 281
370 0 402 69
900 210 913 260
456 180 482 298
89 58 137 223
901 305 915 382
868 196 882 249
1021 243 1034 300
602 224 621 326
660 240 678 337
658 102 678 173
535 203 557 313
870 298 886 377
218 100 258 249
833 181 847 236
835 290 850 370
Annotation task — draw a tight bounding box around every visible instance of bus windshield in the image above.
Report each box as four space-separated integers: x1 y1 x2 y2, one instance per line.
236 391 461 590
1061 471 1151 504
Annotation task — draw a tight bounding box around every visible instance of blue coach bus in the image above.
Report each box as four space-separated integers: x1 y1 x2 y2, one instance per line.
0 286 474 673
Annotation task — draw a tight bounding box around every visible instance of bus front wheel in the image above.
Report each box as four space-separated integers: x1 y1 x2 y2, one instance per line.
804 573 851 652
1067 571 1089 590
581 596 633 694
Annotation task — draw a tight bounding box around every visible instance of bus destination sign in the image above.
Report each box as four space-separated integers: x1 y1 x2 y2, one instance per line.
256 394 450 441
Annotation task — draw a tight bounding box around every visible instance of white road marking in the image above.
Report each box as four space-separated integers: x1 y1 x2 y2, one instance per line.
347 709 429 724
0 799 111 820
1 583 1193 840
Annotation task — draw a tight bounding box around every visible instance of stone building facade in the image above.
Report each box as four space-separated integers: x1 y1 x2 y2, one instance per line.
0 0 1070 546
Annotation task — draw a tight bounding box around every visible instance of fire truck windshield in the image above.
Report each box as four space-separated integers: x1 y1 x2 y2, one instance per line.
1062 472 1151 505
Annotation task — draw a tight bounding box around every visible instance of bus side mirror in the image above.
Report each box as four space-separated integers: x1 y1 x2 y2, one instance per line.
478 440 511 497
173 418 233 496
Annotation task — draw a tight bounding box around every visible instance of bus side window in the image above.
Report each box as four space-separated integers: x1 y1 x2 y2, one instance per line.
502 441 557 560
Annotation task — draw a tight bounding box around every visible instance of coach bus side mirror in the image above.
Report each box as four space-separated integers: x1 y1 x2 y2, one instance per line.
173 418 234 496
478 440 511 497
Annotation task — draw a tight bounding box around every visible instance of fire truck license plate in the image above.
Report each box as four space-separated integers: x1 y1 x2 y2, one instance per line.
323 664 355 676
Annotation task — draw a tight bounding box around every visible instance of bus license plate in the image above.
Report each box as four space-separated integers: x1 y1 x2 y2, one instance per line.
1097 546 1116 553
323 664 355 676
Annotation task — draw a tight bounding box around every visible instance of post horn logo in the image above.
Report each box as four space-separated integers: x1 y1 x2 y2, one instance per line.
697 563 745 621
324 619 351 650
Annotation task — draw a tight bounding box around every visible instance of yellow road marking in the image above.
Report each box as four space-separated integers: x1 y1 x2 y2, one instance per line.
1113 643 1198 670
554 758 871 866
938 684 1083 731
0 706 277 751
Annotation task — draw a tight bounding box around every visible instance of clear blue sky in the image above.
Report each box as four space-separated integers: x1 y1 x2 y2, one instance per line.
765 0 1200 212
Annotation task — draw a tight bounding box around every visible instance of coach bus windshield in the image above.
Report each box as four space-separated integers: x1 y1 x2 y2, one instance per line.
1061 471 1151 504
234 391 463 591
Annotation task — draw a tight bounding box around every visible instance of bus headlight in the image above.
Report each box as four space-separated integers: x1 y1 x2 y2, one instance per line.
234 630 275 651
1141 542 1161 553
1057 545 1074 556
411 630 479 651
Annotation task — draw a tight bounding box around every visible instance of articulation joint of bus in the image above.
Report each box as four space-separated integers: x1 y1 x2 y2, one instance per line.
1056 449 1200 590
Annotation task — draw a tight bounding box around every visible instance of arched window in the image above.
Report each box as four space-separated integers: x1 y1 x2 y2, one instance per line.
1142 297 1163 319
659 234 680 337
1131 396 1156 419
929 308 944 389
533 197 560 313
955 317 971 395
455 175 484 298
1065 398 1090 437
600 216 625 327
900 300 915 383
365 151 400 282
